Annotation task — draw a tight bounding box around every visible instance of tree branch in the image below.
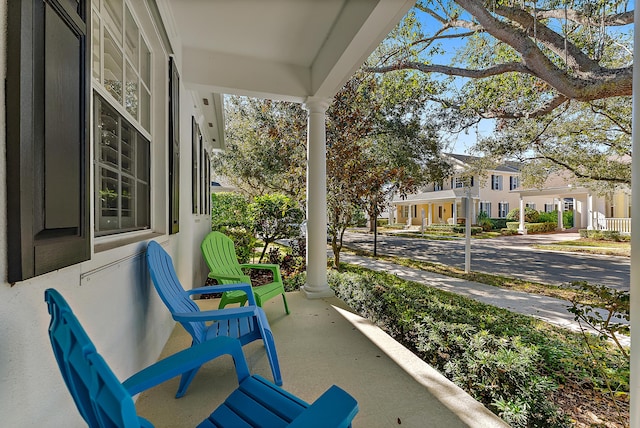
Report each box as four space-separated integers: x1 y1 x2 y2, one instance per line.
536 9 634 27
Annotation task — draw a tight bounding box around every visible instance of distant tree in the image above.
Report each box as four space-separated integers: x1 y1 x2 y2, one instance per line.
214 97 307 207
250 194 304 262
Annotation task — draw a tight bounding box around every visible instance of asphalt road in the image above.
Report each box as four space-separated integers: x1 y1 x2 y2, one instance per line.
340 231 630 291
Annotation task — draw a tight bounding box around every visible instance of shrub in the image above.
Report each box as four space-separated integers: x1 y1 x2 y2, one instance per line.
506 207 540 223
490 218 507 229
537 210 573 227
250 193 304 261
501 228 518 236
476 211 493 231
507 222 557 234
329 269 570 426
351 208 367 227
579 229 624 241
211 192 253 231
218 226 255 263
452 225 483 235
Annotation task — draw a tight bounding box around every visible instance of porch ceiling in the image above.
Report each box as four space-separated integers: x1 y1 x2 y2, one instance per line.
158 0 415 103
394 189 476 205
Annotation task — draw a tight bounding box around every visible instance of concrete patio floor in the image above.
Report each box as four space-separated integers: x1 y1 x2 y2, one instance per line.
135 291 508 427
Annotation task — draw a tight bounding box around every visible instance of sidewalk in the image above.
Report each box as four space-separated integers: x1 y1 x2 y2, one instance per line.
340 253 630 347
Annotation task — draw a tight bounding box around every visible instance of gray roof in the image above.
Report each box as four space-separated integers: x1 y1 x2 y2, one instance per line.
446 153 521 173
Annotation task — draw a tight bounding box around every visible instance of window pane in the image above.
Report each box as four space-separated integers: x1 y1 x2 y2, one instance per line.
140 37 151 87
99 167 119 231
103 29 123 102
137 136 149 182
140 87 150 131
98 102 119 167
125 60 138 119
121 176 134 228
104 0 123 44
92 14 101 80
137 182 149 226
124 6 138 64
121 122 133 173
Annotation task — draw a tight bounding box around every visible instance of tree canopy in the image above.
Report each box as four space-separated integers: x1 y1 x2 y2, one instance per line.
365 0 633 189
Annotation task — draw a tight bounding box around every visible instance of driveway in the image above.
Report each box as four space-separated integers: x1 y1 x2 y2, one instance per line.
339 231 630 291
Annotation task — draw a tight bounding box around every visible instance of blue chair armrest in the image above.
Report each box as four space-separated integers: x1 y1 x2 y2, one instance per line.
187 283 257 305
172 306 258 323
287 385 359 428
122 336 251 396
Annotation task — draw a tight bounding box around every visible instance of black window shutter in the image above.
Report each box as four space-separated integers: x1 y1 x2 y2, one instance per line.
169 57 180 234
7 0 89 283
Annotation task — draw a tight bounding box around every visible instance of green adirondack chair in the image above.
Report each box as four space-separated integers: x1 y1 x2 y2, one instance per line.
201 231 290 314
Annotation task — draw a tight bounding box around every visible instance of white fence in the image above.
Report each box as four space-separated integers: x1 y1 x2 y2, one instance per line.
598 218 632 235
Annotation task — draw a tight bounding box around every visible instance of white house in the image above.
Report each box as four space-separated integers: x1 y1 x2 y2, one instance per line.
0 0 415 425
392 153 522 226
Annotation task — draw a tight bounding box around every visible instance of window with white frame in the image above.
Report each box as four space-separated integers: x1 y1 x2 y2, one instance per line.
401 206 409 219
509 176 519 190
498 202 509 218
454 177 464 188
544 203 555 213
491 174 503 190
93 0 152 235
434 182 443 191
479 202 492 217
526 202 536 210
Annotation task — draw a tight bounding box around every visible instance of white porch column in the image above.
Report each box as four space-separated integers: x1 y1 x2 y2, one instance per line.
629 6 640 426
518 196 526 235
427 203 432 226
556 198 565 231
408 205 413 226
302 97 333 299
587 193 594 230
452 201 457 224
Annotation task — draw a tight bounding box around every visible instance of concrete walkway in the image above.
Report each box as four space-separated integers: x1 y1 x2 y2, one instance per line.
340 253 630 347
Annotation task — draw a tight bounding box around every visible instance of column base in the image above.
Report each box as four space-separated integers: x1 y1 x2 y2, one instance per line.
301 285 335 299
517 228 527 235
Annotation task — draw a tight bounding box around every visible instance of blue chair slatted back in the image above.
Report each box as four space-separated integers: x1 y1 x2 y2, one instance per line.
146 241 206 342
45 288 146 428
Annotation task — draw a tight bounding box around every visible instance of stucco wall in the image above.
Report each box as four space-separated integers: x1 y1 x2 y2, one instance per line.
0 2 210 425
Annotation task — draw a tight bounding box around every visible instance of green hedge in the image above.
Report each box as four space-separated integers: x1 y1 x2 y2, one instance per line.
452 225 484 235
507 222 557 233
329 269 572 426
578 229 628 241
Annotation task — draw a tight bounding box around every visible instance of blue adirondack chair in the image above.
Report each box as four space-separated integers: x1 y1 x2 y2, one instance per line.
145 240 282 397
44 288 359 428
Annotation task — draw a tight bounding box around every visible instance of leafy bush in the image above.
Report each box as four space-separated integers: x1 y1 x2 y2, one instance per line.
328 268 572 426
476 211 493 231
537 210 574 227
579 229 626 241
218 226 255 263
452 225 483 235
489 218 507 229
507 222 557 233
506 207 540 223
211 192 253 230
250 193 304 261
500 228 518 236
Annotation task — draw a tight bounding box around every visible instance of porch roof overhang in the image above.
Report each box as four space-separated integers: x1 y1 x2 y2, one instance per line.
157 0 415 145
514 186 591 198
393 189 477 205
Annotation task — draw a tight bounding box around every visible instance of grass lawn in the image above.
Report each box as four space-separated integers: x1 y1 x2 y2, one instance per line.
533 238 630 257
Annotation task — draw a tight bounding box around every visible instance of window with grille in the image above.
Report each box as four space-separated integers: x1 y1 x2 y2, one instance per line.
498 202 509 218
491 175 503 190
95 96 150 235
92 0 152 236
480 202 492 217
